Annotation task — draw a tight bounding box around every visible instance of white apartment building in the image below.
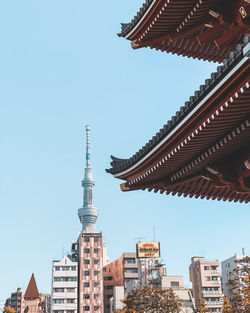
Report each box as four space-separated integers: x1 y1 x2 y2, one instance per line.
221 254 250 298
51 255 78 313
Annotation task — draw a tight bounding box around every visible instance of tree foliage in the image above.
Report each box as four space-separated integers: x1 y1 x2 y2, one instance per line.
228 256 250 313
222 297 233 313
122 287 181 313
199 298 211 313
4 307 16 313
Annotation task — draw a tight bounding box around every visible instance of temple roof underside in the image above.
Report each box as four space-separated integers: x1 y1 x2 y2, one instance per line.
107 38 250 203
119 0 250 62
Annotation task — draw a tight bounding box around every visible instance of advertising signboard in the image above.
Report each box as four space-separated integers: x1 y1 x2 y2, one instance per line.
136 242 160 258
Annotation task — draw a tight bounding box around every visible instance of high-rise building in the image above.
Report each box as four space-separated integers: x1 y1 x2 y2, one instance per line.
189 257 224 313
77 125 104 313
221 254 250 299
51 255 78 313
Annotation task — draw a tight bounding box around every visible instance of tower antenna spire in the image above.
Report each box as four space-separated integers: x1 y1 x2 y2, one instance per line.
86 125 91 168
78 125 98 232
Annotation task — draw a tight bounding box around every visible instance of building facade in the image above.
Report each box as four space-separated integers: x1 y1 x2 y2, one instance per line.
221 254 250 299
51 255 78 313
189 257 224 312
103 252 138 313
9 287 25 313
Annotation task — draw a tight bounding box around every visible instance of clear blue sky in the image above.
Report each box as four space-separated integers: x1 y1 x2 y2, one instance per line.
1 0 249 305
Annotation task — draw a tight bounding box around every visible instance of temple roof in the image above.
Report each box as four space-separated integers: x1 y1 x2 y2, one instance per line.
118 0 250 62
24 274 39 300
106 37 250 203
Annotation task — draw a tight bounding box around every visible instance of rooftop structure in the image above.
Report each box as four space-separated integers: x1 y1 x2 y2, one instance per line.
118 0 250 62
78 125 98 232
24 274 39 300
107 33 250 202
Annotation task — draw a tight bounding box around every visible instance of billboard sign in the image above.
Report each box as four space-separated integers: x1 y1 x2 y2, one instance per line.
136 242 160 258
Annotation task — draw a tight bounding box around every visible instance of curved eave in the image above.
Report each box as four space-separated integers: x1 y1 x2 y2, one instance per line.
119 0 250 62
106 39 250 178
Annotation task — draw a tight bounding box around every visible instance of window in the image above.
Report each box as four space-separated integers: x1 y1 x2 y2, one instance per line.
94 282 99 287
104 286 113 290
105 304 110 309
84 260 90 265
94 248 100 254
71 266 76 270
62 267 70 271
84 271 90 276
55 266 60 271
212 277 218 281
66 288 75 292
83 282 90 287
103 267 106 272
211 266 217 270
94 271 100 276
94 238 99 242
171 281 180 288
84 248 90 253
94 294 99 299
104 276 113 281
106 295 112 299
84 237 90 242
83 294 90 299
124 258 136 264
83 306 90 311
124 268 137 273
66 299 75 304
205 276 211 281
204 266 210 270
69 277 77 281
94 259 99 265
94 306 99 311
53 299 64 304
54 277 61 282
54 288 64 292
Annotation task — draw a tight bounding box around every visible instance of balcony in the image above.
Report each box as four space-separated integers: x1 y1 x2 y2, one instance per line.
203 290 221 295
211 270 220 275
206 301 222 306
212 281 220 285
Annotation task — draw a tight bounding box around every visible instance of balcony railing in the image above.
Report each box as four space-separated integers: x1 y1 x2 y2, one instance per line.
212 281 220 285
203 290 221 295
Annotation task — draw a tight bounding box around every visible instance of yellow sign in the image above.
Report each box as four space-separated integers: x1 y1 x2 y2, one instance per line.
137 242 160 258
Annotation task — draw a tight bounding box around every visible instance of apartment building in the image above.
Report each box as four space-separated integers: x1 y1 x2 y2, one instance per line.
51 255 78 313
9 288 25 313
103 253 138 313
189 257 224 312
221 254 250 298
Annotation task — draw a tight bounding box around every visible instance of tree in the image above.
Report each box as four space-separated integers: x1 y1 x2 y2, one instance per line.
199 298 211 313
122 287 181 313
228 256 250 313
3 307 16 313
222 297 232 313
